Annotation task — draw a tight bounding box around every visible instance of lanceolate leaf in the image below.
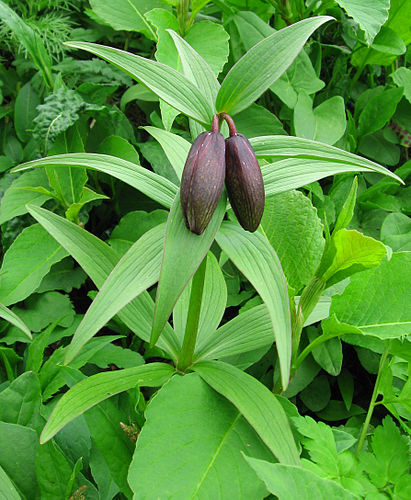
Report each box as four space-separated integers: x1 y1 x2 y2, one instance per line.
0 464 21 500
64 224 166 365
195 304 273 361
13 153 177 208
167 30 220 106
216 16 332 115
27 206 180 358
40 363 174 443
150 192 226 347
193 361 300 465
215 222 292 389
250 135 403 184
261 159 402 197
143 126 191 180
64 41 214 125
0 304 31 339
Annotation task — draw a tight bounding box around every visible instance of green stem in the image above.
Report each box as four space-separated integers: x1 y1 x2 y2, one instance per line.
356 341 391 456
177 257 207 372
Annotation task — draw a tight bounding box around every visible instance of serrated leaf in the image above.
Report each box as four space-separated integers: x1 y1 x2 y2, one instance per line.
215 222 292 389
335 0 389 44
216 16 332 115
41 363 174 443
65 41 214 125
129 372 273 498
194 361 300 465
261 190 325 292
64 224 165 365
244 457 358 500
13 153 177 208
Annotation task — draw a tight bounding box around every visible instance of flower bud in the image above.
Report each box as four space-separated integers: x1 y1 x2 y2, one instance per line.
180 123 225 235
225 133 265 232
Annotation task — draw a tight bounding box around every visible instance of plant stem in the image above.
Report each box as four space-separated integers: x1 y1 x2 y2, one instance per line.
177 257 207 372
356 341 391 456
220 113 237 136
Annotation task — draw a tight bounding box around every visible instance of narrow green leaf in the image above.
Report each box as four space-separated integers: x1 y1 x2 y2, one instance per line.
173 251 227 348
167 29 220 106
215 222 292 389
193 360 300 465
64 224 165 365
0 1 53 87
244 457 358 499
250 135 403 184
0 464 21 500
13 153 177 208
150 192 226 347
65 41 214 125
334 176 358 233
0 304 31 339
40 363 174 443
27 206 180 358
195 304 273 361
143 126 190 180
216 16 332 115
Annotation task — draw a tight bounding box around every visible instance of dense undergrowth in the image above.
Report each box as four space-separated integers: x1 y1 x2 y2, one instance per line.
0 1 410 499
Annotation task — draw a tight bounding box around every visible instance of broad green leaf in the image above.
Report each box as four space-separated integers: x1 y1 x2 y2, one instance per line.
13 153 177 208
0 224 68 306
381 213 411 251
194 360 300 465
129 372 272 499
150 192 226 347
261 190 325 292
14 82 40 142
173 251 227 348
244 457 358 500
329 252 411 339
168 29 220 106
40 363 174 443
215 222 292 388
313 96 347 145
108 209 168 255
97 135 140 164
0 304 31 339
0 372 41 429
335 0 389 44
250 135 403 183
27 206 180 358
0 170 52 224
391 67 411 104
143 126 190 180
216 16 332 115
0 1 53 87
300 374 331 411
0 423 39 499
65 224 165 365
358 87 404 137
0 465 21 500
233 103 286 138
318 229 387 287
388 0 411 45
195 304 273 361
90 0 163 40
37 258 86 293
65 41 214 125
35 441 74 500
307 327 342 376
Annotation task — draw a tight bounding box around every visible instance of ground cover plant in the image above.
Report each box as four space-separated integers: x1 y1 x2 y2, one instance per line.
0 0 410 498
